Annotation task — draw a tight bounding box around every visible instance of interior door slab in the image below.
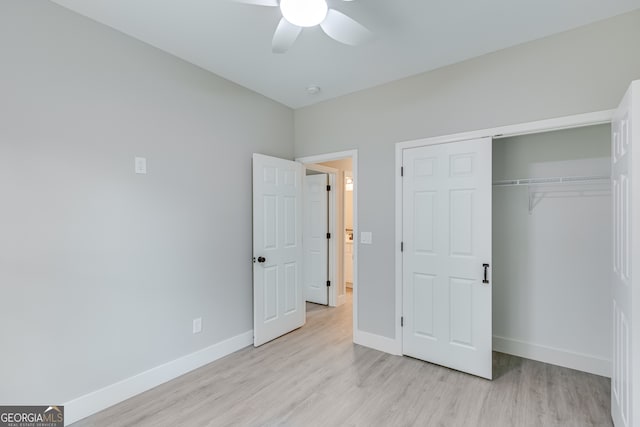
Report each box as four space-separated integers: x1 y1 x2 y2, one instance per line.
303 173 329 305
611 80 639 427
253 153 305 347
402 137 492 379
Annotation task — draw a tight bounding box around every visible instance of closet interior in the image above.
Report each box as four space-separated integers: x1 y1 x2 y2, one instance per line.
492 124 612 376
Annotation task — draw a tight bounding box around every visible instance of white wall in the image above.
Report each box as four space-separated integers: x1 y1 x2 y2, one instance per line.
493 125 612 375
344 180 354 231
294 10 640 339
0 1 293 405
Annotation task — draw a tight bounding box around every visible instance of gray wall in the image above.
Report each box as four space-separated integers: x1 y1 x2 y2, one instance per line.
0 1 293 403
493 125 612 364
2 0 639 407
294 10 640 338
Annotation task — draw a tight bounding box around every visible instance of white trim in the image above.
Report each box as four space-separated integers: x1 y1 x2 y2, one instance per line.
395 109 614 365
297 150 358 339
327 172 337 306
394 142 404 355
63 330 253 426
493 336 611 378
336 169 348 307
354 330 402 356
298 150 359 164
398 110 614 150
304 163 338 175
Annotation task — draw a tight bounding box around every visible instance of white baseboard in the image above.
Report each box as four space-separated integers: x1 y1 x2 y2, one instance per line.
64 330 253 426
492 335 611 378
354 329 401 355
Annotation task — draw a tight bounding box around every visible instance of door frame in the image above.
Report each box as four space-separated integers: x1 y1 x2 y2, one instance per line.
304 164 338 306
394 109 614 354
297 150 359 340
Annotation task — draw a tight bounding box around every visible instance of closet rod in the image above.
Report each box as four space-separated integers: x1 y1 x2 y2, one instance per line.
493 175 610 187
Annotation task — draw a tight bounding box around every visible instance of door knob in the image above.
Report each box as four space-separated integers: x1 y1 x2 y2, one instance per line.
257 256 266 263
482 263 490 284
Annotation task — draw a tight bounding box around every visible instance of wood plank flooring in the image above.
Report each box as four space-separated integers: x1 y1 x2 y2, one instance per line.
73 293 611 426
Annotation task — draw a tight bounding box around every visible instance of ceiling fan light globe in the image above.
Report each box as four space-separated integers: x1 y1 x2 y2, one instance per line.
280 0 328 27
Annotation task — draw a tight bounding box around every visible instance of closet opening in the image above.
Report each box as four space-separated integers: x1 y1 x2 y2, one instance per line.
492 124 612 377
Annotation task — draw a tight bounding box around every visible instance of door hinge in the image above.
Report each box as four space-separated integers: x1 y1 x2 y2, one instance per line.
401 316 404 327
401 166 404 177
401 241 404 252
326 281 331 287
327 232 331 239
326 184 331 191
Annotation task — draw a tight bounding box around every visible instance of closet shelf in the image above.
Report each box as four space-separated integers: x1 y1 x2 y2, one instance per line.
492 175 610 187
493 175 611 214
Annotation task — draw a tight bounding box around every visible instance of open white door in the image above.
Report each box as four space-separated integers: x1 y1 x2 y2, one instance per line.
611 81 639 427
402 137 492 379
303 173 329 305
252 154 305 347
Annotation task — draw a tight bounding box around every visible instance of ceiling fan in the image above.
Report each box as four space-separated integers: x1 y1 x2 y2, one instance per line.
233 0 372 53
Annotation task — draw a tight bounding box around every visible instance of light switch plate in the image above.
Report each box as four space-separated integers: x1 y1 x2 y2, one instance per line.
135 157 147 174
360 231 372 244
192 317 202 334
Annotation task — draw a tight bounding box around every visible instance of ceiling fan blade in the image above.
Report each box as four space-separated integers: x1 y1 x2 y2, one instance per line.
230 0 278 6
272 18 302 53
320 9 371 46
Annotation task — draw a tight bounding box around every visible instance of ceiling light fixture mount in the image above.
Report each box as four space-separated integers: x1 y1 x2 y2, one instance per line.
280 0 328 28
306 85 321 95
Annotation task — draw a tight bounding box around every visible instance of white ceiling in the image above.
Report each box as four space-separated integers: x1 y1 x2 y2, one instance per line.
50 0 640 108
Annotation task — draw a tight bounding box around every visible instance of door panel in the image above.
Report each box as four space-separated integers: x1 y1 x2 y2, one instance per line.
284 262 297 313
450 189 473 255
611 81 639 427
414 191 436 252
449 277 473 347
303 173 329 305
253 154 304 347
413 273 435 338
402 137 492 379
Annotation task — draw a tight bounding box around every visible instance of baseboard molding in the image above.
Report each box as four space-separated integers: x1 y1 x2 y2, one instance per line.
64 330 253 426
354 329 401 355
493 335 611 378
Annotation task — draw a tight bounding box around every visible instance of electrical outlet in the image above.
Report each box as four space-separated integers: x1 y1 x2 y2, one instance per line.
192 317 202 334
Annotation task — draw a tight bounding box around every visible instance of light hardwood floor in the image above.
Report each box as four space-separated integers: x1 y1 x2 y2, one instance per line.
74 292 611 426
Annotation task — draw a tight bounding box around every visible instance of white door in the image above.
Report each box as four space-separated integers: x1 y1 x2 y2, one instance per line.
252 153 305 347
611 81 639 427
303 173 329 305
402 137 492 379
